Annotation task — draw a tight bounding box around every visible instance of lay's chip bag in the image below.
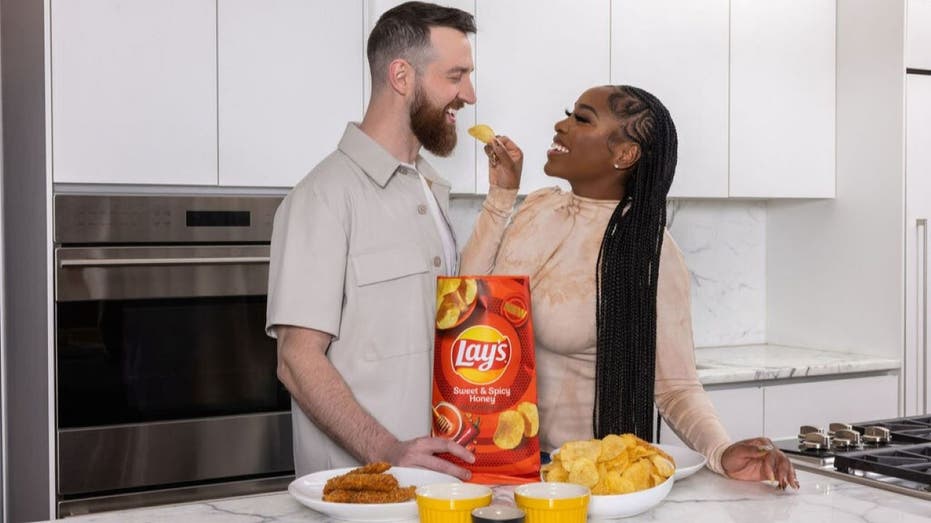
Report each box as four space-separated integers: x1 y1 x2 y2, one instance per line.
432 276 540 484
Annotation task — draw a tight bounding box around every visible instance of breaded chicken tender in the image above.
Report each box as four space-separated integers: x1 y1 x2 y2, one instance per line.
347 461 391 475
320 461 416 504
323 472 398 494
322 486 416 504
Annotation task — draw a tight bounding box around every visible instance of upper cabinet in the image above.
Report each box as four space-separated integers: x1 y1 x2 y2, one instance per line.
729 0 836 198
474 0 610 194
612 0 834 199
48 0 836 197
908 0 931 70
612 0 730 198
218 0 365 188
365 1 477 194
51 0 218 185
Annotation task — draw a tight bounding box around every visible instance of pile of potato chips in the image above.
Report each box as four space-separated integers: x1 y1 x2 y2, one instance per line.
436 278 478 329
541 434 676 495
493 402 539 450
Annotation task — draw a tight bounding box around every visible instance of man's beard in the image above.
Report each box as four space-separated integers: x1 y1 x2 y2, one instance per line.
410 85 458 157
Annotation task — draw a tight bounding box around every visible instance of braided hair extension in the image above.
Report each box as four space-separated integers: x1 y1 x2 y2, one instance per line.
593 86 678 441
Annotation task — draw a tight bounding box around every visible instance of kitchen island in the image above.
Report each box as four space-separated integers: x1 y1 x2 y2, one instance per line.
43 468 931 522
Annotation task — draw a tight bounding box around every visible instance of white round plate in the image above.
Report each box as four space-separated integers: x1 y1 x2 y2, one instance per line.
657 444 707 480
288 466 460 521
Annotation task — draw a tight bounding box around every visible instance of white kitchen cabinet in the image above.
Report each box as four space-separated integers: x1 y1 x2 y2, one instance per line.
611 0 729 198
907 0 931 70
474 0 609 195
905 74 931 415
50 0 217 185
659 386 763 446
763 375 898 439
219 0 365 188
364 0 477 194
661 375 898 447
729 0 835 198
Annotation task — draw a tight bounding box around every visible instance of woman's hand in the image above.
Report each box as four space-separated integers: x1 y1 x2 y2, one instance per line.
484 136 522 190
721 437 799 490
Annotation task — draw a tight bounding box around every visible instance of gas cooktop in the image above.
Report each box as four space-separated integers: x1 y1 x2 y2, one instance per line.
774 415 931 500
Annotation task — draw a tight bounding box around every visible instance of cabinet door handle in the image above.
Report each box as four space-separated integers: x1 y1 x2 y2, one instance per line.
919 218 928 414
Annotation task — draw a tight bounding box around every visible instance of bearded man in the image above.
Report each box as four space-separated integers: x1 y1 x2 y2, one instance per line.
266 2 496 478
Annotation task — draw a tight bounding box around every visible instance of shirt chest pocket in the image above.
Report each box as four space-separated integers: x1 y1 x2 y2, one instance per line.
351 245 431 287
349 245 433 361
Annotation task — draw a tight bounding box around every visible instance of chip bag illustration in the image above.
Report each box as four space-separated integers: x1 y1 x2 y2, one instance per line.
432 276 540 484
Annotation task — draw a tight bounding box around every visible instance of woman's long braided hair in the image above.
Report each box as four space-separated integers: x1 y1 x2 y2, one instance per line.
593 86 678 441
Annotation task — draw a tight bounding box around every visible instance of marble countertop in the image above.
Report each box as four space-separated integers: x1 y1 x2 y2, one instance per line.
694 344 900 385
42 468 931 523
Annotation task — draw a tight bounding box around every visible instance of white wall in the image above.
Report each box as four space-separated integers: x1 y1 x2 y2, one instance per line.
767 0 906 357
667 200 766 347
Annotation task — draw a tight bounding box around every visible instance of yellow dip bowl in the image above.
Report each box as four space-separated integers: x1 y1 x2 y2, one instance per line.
513 482 590 523
416 482 493 523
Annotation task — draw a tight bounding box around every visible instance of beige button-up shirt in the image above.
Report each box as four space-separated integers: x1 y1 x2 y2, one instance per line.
266 123 453 475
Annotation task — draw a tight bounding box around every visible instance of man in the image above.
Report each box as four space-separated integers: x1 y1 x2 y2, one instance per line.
266 2 478 479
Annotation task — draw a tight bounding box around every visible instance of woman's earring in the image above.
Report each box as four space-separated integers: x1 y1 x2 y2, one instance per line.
613 163 621 170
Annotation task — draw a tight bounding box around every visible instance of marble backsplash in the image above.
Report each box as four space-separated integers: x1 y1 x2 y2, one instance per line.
448 195 766 348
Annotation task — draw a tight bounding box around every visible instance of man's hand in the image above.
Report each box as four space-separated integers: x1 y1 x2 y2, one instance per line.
721 437 799 490
276 326 475 479
484 136 522 190
381 436 475 480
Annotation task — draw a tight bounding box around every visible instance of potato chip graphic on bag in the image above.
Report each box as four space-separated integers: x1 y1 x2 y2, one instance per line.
493 410 525 450
516 401 539 437
468 124 496 144
435 278 478 329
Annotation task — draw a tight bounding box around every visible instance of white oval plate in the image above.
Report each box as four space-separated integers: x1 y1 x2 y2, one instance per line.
657 444 707 480
288 466 460 521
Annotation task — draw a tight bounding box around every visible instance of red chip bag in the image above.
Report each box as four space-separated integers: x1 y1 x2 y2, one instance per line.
432 275 539 484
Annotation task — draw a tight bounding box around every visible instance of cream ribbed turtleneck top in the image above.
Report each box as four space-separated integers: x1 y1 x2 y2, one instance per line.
461 186 732 475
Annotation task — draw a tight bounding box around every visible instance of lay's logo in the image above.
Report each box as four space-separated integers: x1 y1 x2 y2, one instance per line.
451 325 511 385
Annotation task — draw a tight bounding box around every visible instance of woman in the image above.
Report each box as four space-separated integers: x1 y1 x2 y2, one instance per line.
460 85 798 489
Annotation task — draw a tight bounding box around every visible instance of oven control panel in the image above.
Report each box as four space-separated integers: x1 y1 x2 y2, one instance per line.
54 194 283 244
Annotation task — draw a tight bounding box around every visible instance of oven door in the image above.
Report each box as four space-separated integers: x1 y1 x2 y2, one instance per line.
55 246 293 499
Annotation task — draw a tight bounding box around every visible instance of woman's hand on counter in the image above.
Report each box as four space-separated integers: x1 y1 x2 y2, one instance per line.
721 437 799 490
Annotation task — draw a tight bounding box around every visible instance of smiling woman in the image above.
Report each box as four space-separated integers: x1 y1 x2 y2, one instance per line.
459 85 799 490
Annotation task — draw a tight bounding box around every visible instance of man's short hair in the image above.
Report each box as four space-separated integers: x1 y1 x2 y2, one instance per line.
367 2 475 91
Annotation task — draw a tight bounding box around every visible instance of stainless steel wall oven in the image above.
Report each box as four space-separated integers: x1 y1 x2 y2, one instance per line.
54 194 293 516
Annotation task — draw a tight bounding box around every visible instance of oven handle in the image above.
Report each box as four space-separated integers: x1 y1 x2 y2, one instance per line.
60 256 270 267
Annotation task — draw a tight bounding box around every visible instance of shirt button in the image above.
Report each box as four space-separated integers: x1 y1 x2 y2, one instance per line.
417 204 428 215
433 256 442 267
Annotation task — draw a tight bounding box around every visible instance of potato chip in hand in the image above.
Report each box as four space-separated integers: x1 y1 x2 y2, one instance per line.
468 124 496 144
